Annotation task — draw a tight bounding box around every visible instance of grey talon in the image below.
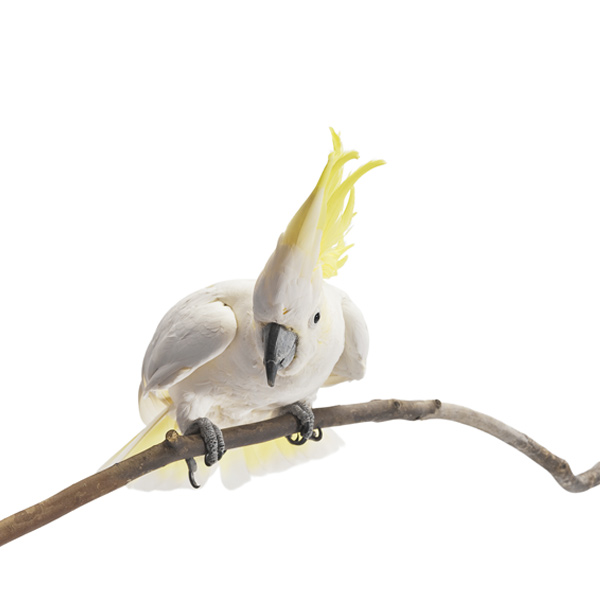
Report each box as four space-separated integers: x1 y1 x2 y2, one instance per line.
287 432 308 446
285 401 316 445
311 427 323 442
186 457 201 489
184 417 226 472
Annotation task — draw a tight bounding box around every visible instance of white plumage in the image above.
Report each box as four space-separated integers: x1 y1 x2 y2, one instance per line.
143 280 366 431
103 130 383 489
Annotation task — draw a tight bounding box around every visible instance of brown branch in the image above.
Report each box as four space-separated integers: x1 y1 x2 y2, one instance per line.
1 399 599 547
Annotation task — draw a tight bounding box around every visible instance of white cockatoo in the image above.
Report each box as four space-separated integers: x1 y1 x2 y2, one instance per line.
105 130 384 489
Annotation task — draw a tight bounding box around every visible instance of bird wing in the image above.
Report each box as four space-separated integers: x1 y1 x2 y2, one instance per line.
138 287 237 422
324 289 369 386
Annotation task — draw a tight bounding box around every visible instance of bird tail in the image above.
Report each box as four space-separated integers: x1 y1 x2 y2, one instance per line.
219 427 344 489
101 405 343 490
100 404 204 490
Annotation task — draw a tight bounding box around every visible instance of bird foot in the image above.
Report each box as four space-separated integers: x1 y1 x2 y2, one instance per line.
184 417 226 488
285 402 322 446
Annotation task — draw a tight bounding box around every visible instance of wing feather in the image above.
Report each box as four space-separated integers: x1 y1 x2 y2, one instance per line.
138 288 237 421
324 290 369 386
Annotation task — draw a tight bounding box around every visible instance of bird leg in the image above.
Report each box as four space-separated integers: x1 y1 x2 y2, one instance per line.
285 402 322 445
183 417 226 488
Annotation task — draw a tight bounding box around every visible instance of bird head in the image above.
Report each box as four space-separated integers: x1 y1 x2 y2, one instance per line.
253 129 384 387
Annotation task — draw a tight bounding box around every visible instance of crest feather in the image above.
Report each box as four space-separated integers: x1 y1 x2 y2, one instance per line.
281 129 384 278
317 128 385 278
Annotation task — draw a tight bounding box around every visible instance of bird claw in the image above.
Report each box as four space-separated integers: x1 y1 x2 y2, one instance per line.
286 432 309 446
184 417 226 488
186 457 202 489
285 402 322 445
286 427 323 446
311 427 323 442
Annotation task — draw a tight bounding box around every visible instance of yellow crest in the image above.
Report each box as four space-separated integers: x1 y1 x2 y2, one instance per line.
282 129 385 279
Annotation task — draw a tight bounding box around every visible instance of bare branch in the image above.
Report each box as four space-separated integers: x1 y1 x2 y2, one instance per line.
0 399 598 547
426 402 600 492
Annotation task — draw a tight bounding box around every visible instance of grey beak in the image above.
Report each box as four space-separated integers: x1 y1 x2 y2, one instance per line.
263 323 298 387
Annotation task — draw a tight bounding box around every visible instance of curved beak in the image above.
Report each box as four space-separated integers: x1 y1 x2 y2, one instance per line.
263 323 298 387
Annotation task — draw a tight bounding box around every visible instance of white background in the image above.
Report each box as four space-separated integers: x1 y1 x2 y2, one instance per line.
1 1 599 597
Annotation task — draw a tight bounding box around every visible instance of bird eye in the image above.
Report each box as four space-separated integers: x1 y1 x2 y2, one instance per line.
313 312 321 324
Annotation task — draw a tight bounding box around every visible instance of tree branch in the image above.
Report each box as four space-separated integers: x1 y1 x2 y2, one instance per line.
1 399 598 547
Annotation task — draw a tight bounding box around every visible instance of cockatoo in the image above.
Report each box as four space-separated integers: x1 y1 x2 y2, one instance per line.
104 130 384 489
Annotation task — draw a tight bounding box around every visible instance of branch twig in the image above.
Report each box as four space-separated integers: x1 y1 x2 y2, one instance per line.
1 399 598 547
